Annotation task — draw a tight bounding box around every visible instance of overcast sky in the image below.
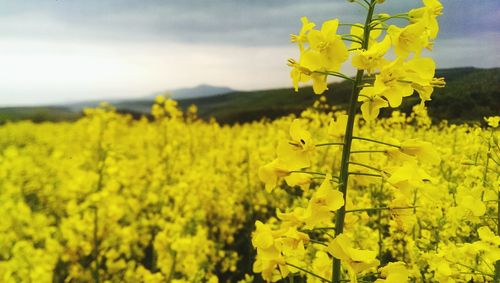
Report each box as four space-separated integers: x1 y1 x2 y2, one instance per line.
0 0 499 106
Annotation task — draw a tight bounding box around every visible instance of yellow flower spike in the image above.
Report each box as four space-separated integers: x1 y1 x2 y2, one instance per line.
375 262 409 283
327 234 380 283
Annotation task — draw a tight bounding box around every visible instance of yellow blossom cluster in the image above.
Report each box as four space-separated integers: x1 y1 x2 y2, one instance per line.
254 0 500 282
0 98 498 282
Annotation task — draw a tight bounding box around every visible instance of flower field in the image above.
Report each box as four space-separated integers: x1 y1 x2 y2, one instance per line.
0 99 498 282
1 0 499 282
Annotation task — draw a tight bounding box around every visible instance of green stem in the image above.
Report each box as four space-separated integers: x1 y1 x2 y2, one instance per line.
316 142 344 147
350 150 387 154
340 34 365 42
289 170 326 176
310 239 328 246
286 263 332 283
352 136 401 148
339 23 364 28
345 206 416 213
332 2 377 283
348 161 384 173
316 71 355 82
348 172 382 178
341 37 363 45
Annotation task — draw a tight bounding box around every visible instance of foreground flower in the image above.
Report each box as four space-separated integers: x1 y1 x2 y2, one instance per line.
327 234 380 283
375 262 409 283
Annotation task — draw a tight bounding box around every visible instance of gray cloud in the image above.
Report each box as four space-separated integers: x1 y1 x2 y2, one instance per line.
1 0 498 46
0 0 498 106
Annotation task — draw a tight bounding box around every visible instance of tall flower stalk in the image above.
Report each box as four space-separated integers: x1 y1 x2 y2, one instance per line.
332 1 377 282
254 0 447 282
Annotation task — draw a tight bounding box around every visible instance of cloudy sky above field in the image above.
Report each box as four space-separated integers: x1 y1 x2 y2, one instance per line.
0 0 499 106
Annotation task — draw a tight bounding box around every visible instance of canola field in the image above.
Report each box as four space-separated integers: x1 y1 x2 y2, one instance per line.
0 99 498 282
2 0 500 282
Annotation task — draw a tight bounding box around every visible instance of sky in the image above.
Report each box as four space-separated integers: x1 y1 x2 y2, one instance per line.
0 0 499 106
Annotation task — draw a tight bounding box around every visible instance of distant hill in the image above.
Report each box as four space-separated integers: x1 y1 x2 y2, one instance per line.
150 84 235 100
0 107 80 124
115 67 500 124
0 67 498 124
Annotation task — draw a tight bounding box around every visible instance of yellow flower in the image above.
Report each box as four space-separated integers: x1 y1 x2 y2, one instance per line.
327 233 380 283
307 19 349 72
289 56 328 94
351 35 391 74
477 226 500 246
328 114 348 139
309 251 332 283
276 119 315 169
284 173 312 191
372 59 414 108
399 139 440 164
484 116 500 128
404 57 444 104
358 86 389 121
289 18 348 95
252 222 289 282
386 161 433 197
252 221 275 250
388 21 430 58
304 174 344 228
375 262 409 283
409 0 443 39
258 159 290 192
389 195 416 232
252 222 308 282
290 16 316 51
